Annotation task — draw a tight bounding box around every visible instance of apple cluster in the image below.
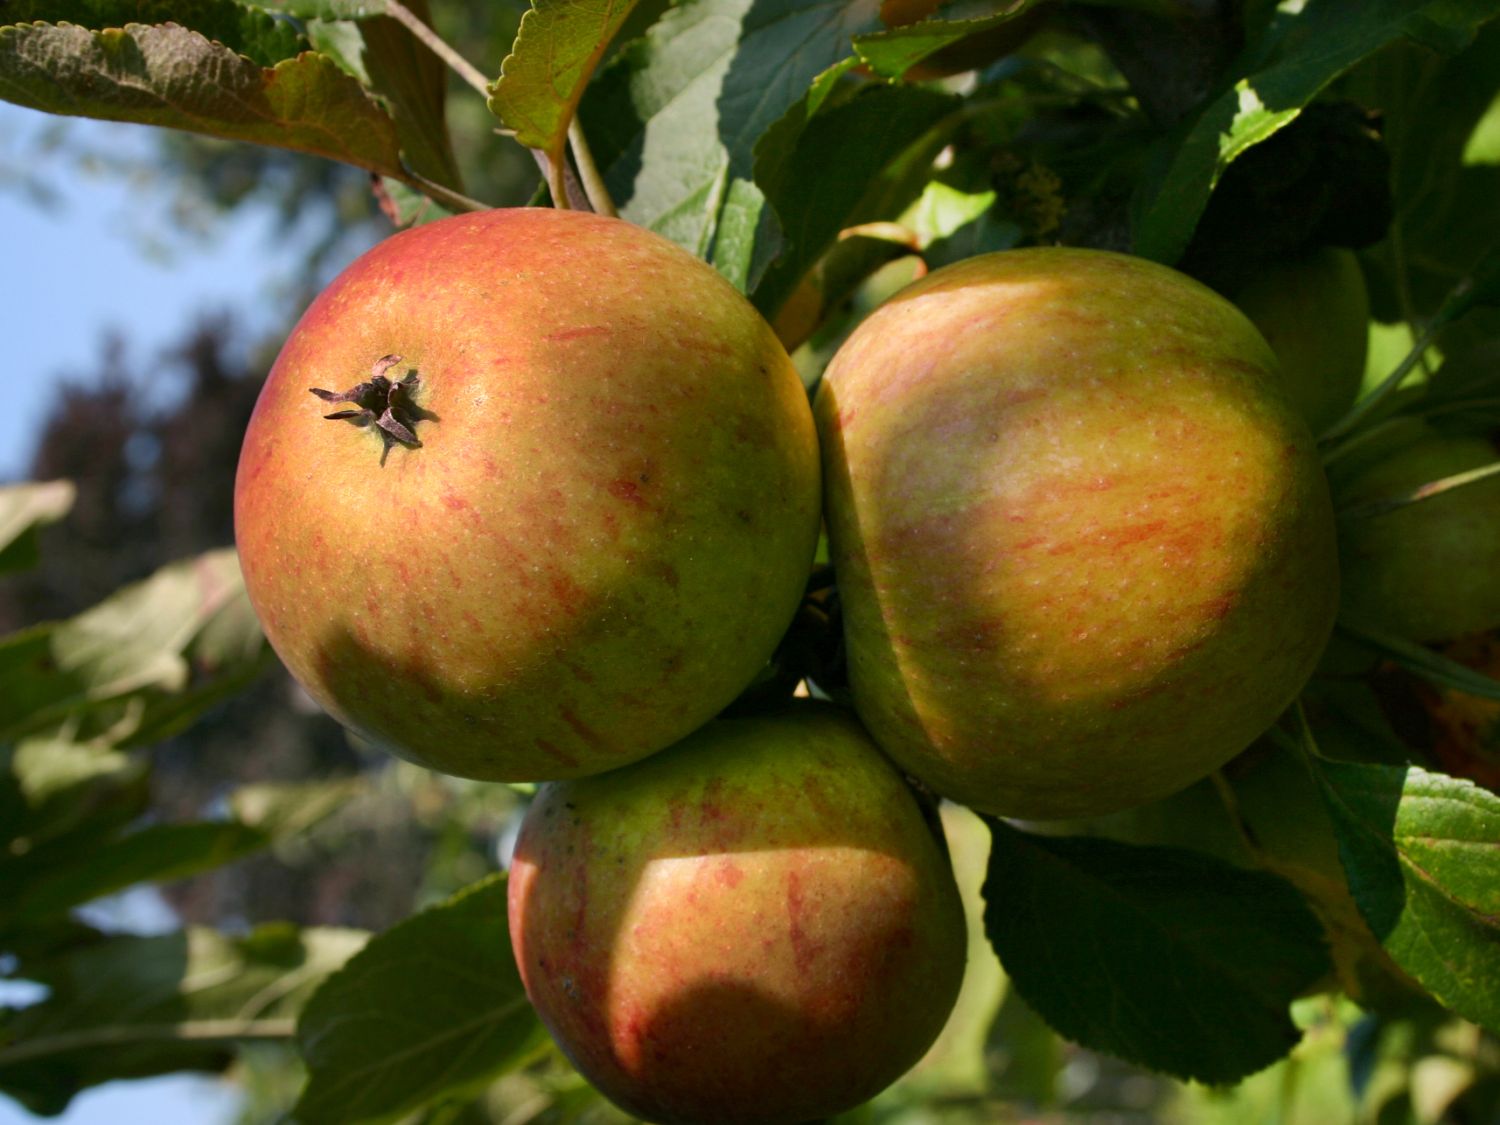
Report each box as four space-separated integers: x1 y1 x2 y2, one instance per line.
235 209 1347 1123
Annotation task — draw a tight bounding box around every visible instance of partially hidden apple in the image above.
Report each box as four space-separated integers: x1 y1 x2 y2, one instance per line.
1232 246 1370 435
1336 429 1500 643
507 703 967 1125
235 208 821 782
816 248 1340 819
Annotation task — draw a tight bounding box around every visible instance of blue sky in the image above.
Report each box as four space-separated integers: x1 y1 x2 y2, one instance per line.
0 102 365 481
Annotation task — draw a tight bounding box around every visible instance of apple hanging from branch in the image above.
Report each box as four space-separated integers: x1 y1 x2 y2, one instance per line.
816 248 1340 819
235 208 822 782
508 703 968 1125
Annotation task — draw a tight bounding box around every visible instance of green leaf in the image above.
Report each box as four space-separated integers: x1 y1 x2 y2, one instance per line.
0 22 404 176
1 775 354 934
230 776 367 838
253 0 389 18
1432 242 1500 328
1309 756 1500 1032
0 549 265 744
490 0 644 171
295 874 543 1125
981 817 1331 1084
0 925 366 1117
579 0 882 271
328 0 464 190
852 0 1042 81
0 480 73 576
372 174 456 226
1131 0 1500 264
1348 22 1500 328
0 822 271 929
0 738 149 854
0 0 307 66
750 81 960 314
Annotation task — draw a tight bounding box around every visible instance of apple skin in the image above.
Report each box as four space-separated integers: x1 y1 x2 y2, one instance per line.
816 248 1340 819
1232 247 1370 435
1336 430 1500 643
234 209 820 782
507 704 967 1125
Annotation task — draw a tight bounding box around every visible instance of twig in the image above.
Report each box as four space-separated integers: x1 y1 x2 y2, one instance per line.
384 0 492 99
568 119 617 217
399 165 492 213
0 1019 297 1066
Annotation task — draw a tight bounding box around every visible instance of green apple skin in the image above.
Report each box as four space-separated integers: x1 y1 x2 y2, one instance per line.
234 209 820 782
816 248 1340 820
1337 431 1500 643
507 704 967 1125
1233 247 1370 434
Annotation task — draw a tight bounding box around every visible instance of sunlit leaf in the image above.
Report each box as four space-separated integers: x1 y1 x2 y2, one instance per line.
0 925 366 1117
578 0 882 274
0 480 73 575
1310 755 1500 1032
1132 0 1500 263
0 0 307 66
295 875 542 1125
490 0 644 174
0 22 404 176
0 550 263 743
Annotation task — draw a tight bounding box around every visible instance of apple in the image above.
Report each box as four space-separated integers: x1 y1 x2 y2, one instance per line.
507 703 968 1125
816 248 1339 819
234 208 821 782
1336 429 1500 643
1232 247 1370 435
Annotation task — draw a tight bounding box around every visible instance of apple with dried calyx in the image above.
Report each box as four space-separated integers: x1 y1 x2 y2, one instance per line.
816 247 1340 819
235 208 820 782
507 704 967 1125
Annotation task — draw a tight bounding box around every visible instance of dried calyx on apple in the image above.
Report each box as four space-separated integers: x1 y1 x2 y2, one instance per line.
309 353 427 452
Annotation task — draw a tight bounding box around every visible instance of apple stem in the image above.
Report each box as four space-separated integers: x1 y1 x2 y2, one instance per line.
569 120 618 218
547 148 572 212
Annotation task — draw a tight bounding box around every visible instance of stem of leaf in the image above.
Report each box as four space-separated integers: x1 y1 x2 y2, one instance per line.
568 120 617 218
1318 322 1437 457
384 0 492 99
